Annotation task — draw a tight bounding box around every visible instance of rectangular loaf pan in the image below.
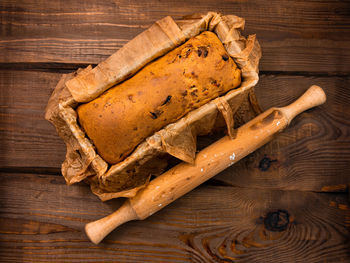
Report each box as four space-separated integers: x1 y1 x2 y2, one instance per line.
45 12 262 201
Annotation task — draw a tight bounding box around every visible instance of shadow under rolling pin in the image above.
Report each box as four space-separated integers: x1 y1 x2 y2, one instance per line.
85 85 326 244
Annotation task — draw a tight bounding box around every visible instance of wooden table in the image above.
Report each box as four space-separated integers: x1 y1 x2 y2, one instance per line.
1 1 349 262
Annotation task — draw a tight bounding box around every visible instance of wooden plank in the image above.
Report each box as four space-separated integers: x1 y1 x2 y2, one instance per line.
2 70 349 192
0 172 348 262
0 70 66 168
1 0 350 72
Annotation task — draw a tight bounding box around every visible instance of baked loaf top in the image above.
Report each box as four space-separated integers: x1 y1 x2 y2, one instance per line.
77 31 241 164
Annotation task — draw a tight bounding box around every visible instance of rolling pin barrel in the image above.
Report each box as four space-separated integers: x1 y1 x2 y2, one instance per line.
85 85 326 244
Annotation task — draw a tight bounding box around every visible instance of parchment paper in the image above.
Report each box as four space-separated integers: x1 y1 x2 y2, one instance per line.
45 12 262 201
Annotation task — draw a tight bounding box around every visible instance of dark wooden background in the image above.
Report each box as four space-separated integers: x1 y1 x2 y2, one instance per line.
1 0 350 262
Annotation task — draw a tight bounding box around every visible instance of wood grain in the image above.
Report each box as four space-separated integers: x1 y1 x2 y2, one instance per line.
1 0 350 73
1 70 349 192
0 172 348 262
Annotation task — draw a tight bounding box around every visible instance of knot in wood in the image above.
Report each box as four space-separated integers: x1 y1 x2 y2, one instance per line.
264 209 290 232
258 156 277 171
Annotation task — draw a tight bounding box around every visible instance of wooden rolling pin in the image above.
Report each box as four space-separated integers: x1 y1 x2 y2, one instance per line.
85 85 326 244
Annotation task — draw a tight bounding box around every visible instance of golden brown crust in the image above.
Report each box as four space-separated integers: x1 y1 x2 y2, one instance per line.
77 31 241 164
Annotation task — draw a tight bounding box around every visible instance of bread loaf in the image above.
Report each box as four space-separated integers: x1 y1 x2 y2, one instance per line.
77 31 241 164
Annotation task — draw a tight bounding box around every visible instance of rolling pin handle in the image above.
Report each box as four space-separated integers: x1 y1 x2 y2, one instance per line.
85 200 137 244
281 85 326 123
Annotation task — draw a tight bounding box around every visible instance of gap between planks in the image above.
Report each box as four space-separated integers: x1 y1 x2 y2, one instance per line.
0 168 348 195
0 62 349 77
